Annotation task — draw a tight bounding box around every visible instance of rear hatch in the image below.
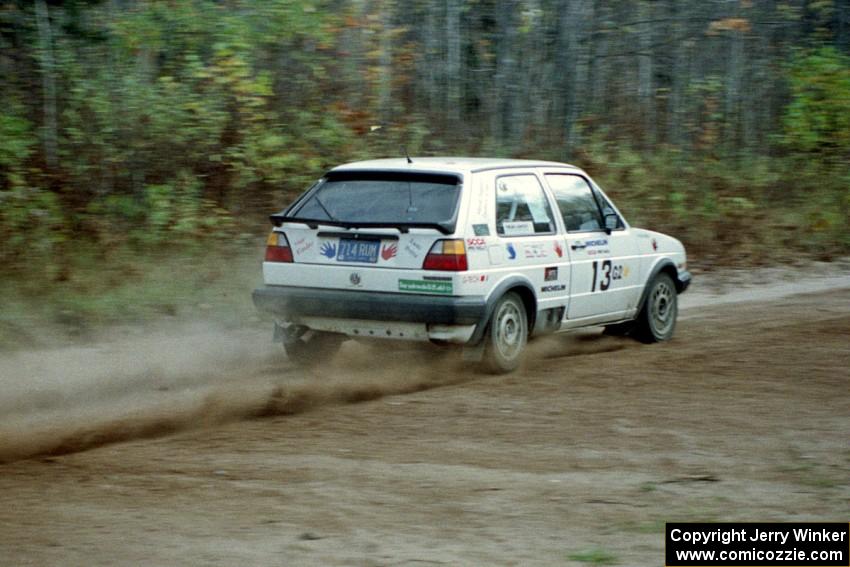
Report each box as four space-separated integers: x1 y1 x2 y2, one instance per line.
269 170 463 273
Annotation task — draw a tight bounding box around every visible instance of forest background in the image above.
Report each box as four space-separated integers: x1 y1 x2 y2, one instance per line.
1 0 849 338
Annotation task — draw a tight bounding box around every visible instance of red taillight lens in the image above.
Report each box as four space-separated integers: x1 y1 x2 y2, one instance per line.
265 232 293 263
422 239 468 271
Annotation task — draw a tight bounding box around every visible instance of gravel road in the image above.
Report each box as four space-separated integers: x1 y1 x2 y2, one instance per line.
1 268 848 565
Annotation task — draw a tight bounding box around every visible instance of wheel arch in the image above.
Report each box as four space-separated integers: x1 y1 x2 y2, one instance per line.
636 259 679 314
468 276 537 345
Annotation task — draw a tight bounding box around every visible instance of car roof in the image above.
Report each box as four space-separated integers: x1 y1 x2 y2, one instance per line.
330 157 581 176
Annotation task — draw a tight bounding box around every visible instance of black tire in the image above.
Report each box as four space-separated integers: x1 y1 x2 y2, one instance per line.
634 272 678 343
283 328 343 367
482 292 528 374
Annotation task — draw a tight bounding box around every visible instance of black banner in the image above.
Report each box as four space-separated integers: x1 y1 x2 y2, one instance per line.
666 523 849 566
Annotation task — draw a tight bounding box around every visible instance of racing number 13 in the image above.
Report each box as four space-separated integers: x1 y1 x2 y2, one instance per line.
590 260 612 292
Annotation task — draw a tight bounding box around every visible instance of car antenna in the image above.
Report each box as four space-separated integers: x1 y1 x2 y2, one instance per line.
369 124 412 163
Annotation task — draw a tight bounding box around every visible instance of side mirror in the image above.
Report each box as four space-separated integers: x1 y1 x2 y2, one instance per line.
604 213 620 234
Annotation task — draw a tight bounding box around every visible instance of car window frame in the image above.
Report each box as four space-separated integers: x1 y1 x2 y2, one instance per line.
543 172 621 234
493 171 557 238
586 176 628 232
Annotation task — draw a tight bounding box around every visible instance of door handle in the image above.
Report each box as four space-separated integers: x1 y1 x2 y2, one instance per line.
571 243 586 250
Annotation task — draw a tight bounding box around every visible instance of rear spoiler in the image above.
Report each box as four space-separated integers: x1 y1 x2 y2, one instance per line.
269 214 454 235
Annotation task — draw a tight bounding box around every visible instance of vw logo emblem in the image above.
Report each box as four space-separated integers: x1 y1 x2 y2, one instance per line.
349 272 361 286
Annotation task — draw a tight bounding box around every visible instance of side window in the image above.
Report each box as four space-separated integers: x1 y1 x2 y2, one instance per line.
545 174 603 232
495 174 556 236
593 189 623 229
595 191 615 216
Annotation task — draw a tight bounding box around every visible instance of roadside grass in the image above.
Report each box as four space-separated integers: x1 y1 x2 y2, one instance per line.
567 548 619 565
777 459 847 490
0 241 265 350
615 519 666 535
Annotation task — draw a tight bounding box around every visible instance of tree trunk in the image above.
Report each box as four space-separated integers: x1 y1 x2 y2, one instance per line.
35 0 58 169
446 0 462 124
379 0 393 124
637 0 655 148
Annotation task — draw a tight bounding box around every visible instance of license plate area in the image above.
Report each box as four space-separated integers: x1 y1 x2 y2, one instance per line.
337 238 380 263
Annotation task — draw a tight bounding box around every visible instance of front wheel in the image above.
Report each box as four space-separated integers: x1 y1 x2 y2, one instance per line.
483 292 528 374
283 327 343 368
634 272 678 343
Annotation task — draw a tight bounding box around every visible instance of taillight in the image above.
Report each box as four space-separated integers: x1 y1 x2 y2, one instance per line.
422 239 468 271
265 231 293 263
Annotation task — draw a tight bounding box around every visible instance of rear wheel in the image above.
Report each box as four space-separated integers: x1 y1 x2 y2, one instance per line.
634 272 678 343
283 327 343 367
483 292 528 374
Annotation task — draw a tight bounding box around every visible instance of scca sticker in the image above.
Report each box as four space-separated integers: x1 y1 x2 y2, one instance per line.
466 237 486 250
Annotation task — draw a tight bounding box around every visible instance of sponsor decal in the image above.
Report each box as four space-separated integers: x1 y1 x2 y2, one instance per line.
466 237 486 250
381 243 398 260
320 242 337 259
501 220 535 236
623 266 630 278
523 243 547 259
399 279 453 295
545 267 558 282
462 274 489 284
423 275 451 281
349 272 362 286
403 239 423 258
590 261 625 292
554 242 563 258
541 284 566 293
473 224 490 236
506 243 517 260
474 188 487 217
584 238 609 248
296 241 314 255
587 248 610 256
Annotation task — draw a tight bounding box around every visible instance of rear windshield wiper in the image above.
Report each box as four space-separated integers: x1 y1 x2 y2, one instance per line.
311 194 337 221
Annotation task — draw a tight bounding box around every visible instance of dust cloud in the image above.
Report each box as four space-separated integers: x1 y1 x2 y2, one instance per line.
0 323 469 464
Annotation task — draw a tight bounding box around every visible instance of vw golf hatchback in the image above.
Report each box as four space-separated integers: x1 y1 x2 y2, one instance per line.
252 157 691 372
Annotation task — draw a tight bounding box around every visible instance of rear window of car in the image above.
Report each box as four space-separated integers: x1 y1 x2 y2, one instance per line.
291 171 461 225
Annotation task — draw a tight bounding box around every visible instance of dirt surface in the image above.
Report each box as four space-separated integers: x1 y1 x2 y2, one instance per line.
1 280 849 565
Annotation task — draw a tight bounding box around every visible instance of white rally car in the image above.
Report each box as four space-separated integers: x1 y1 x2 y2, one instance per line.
252 158 691 373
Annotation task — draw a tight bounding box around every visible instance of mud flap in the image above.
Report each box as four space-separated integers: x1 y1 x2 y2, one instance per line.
273 321 306 343
462 341 485 362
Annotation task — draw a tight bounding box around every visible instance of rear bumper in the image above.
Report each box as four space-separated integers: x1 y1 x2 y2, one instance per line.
252 285 487 325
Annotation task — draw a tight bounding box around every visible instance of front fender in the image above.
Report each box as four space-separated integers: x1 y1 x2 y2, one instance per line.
636 259 691 314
